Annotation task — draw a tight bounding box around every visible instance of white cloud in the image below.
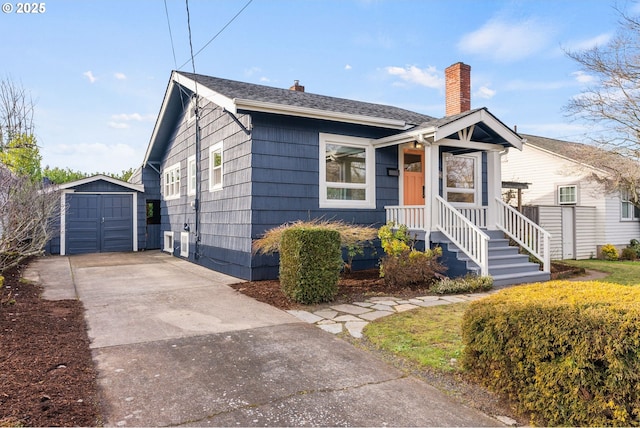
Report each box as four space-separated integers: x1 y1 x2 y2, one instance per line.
564 33 612 52
458 17 555 62
111 113 154 122
571 70 595 84
384 65 443 89
83 71 97 83
114 72 127 80
259 76 271 82
345 64 352 70
475 85 496 99
108 122 130 129
46 142 139 173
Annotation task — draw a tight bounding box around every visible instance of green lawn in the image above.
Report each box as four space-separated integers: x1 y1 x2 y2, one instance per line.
363 303 468 372
560 259 640 285
363 260 640 373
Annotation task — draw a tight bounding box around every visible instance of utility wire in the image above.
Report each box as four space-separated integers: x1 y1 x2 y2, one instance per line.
177 0 253 70
163 0 178 69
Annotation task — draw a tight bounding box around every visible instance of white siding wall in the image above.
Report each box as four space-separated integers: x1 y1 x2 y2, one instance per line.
502 144 631 253
537 206 563 260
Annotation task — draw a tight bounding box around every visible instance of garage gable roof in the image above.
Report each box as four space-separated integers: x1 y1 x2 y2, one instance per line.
58 174 144 192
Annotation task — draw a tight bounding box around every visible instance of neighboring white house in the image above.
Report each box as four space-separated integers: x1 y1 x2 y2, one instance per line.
502 134 640 260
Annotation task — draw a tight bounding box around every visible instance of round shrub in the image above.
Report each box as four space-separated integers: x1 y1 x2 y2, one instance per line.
279 227 343 304
601 243 619 261
462 281 640 426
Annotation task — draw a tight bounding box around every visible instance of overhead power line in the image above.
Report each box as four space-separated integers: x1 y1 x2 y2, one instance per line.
177 0 253 70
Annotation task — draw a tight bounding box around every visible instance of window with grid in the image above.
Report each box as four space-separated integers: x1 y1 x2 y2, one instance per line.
558 185 577 205
163 163 181 199
621 189 640 220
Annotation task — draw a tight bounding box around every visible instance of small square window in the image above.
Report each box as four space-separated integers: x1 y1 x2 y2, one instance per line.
558 185 577 205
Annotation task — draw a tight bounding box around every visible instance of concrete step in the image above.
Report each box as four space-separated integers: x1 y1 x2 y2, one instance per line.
492 271 551 287
489 262 542 277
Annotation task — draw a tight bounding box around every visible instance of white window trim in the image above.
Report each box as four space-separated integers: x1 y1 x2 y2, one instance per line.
163 162 181 200
620 189 639 221
209 141 224 192
187 155 196 196
443 152 482 207
180 232 189 257
319 133 376 209
163 231 174 253
558 184 578 205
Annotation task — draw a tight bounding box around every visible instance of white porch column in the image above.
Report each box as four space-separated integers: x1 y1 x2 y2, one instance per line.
486 150 502 230
425 143 440 239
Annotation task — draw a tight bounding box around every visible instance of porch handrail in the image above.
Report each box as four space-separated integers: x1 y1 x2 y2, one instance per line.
385 205 425 230
435 195 490 276
495 197 551 273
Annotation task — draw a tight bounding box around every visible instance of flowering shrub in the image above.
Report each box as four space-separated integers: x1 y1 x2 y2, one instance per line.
378 222 445 287
600 243 619 261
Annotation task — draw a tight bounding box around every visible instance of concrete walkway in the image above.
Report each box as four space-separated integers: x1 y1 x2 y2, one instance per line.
26 251 503 427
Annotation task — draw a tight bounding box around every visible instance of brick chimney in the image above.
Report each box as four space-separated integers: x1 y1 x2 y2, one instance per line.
289 80 305 92
445 62 471 116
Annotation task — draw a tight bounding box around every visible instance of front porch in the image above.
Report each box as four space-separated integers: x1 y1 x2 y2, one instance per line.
385 198 551 286
375 108 551 286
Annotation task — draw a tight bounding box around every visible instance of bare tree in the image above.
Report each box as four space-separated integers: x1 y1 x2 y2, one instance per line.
564 5 640 205
0 78 35 149
0 78 59 272
0 166 60 272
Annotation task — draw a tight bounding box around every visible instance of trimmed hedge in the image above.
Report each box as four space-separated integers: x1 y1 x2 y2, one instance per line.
462 281 640 426
279 227 343 304
431 274 493 295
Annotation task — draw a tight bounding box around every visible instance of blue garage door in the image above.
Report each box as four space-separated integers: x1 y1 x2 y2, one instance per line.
66 194 134 254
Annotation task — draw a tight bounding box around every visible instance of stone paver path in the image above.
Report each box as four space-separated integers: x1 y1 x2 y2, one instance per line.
287 293 492 338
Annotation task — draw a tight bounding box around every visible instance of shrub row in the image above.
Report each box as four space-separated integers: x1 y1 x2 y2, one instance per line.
462 281 640 426
279 227 343 304
430 274 493 295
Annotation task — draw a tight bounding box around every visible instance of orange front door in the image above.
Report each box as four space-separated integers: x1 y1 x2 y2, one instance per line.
403 149 425 205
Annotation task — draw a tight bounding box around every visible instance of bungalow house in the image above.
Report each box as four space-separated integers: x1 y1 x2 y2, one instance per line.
502 134 640 259
131 62 551 286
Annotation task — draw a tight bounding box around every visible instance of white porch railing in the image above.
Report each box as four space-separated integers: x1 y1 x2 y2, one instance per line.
435 196 490 276
457 207 488 228
385 205 426 230
495 198 551 273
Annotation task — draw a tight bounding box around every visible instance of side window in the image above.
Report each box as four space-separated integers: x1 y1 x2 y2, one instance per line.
558 185 577 205
163 163 181 199
209 141 223 191
187 155 196 196
621 189 639 220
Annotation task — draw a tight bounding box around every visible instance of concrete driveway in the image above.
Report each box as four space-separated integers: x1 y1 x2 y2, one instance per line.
28 251 501 427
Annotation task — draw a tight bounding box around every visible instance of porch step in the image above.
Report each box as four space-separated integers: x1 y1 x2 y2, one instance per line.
491 271 551 288
431 230 549 287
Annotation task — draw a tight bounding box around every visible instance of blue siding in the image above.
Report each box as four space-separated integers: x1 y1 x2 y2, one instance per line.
248 113 399 280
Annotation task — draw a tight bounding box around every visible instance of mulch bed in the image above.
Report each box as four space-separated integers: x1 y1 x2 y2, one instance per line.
0 262 102 427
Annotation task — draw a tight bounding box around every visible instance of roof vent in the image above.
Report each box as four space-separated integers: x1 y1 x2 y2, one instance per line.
289 80 305 92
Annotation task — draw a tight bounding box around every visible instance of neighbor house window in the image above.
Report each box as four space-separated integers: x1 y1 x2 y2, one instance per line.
163 163 181 200
209 142 223 191
187 155 196 196
443 152 481 205
621 189 640 220
319 133 375 209
558 185 577 205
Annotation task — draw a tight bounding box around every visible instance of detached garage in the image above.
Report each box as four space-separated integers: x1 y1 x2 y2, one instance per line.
55 175 146 255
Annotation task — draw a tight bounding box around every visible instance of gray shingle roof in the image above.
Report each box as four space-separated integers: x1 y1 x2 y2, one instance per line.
177 71 436 127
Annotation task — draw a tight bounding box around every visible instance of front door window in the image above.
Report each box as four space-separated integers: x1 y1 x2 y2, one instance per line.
403 149 425 205
443 152 481 205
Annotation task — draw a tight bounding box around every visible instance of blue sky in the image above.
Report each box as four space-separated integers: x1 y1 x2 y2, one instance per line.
1 0 635 174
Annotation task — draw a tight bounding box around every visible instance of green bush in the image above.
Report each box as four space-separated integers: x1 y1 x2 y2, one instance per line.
378 222 446 287
462 281 640 426
601 243 619 261
430 274 493 295
625 239 640 259
279 227 343 304
621 247 638 261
